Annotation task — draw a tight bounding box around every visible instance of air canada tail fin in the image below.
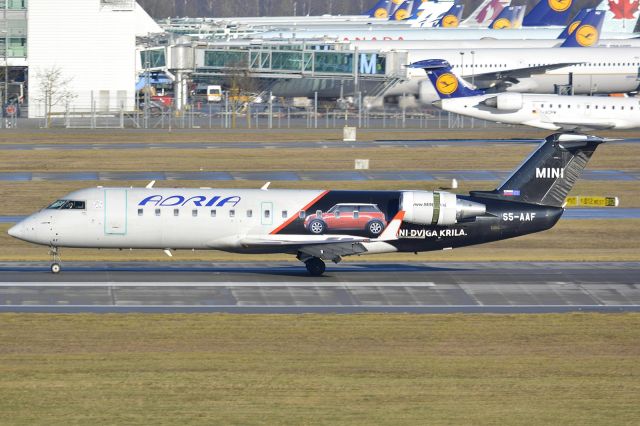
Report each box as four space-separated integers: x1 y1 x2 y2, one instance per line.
560 9 604 47
522 0 574 27
366 0 394 18
408 59 484 99
434 4 465 27
462 0 510 27
557 8 590 39
601 0 640 33
489 5 526 29
474 134 605 207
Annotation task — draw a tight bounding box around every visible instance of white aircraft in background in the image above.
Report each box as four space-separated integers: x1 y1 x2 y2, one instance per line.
254 0 638 40
382 10 640 102
8 134 606 276
413 58 640 130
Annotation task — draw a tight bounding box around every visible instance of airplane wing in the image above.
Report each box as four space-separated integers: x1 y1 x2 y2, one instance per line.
238 211 406 260
468 62 581 89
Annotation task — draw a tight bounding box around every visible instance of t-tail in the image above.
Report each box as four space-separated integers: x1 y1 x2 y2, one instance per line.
472 134 606 207
366 0 395 18
433 4 464 27
522 0 574 27
488 5 526 29
559 9 604 47
408 59 483 99
461 0 511 27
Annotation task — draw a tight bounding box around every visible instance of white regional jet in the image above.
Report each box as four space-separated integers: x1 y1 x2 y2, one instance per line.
413 58 640 131
9 133 606 276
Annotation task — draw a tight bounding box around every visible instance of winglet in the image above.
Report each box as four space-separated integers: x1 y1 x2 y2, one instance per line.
146 180 155 189
377 210 405 241
261 182 271 191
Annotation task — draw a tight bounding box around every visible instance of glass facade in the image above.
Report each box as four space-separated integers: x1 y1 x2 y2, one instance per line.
203 47 376 77
140 49 166 69
1 0 27 58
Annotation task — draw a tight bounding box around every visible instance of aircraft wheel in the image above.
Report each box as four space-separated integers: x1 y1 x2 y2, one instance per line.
305 257 326 276
51 263 61 274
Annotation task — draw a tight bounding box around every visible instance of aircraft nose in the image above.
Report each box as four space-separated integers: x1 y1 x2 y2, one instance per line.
8 223 22 239
432 100 443 108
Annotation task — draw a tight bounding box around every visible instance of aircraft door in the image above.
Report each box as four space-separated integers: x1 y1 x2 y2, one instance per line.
261 202 273 226
104 189 127 235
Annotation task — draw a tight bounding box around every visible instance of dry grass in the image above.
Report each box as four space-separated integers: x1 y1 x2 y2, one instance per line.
2 143 639 172
2 220 639 262
0 313 638 425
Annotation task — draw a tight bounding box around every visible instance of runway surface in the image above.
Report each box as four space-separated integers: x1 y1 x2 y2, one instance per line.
3 208 639 223
1 261 638 313
0 169 637 181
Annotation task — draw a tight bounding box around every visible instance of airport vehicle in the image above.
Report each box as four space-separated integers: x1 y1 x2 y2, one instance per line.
415 58 640 131
8 133 605 276
304 203 388 236
193 85 222 103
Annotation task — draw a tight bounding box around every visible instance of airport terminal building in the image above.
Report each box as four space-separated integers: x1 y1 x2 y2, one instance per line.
1 0 161 118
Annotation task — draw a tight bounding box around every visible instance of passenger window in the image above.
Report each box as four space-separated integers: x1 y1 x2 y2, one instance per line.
192 209 198 217
138 208 143 216
210 209 216 217
229 209 235 218
247 209 253 218
282 210 288 218
298 211 305 219
155 208 161 216
174 209 179 217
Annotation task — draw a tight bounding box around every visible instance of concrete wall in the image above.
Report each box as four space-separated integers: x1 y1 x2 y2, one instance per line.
28 0 159 118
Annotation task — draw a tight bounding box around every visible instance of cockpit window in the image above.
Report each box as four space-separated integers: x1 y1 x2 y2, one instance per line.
47 200 86 210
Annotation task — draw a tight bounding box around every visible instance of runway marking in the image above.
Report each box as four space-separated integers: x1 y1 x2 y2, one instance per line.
1 304 638 308
0 281 437 288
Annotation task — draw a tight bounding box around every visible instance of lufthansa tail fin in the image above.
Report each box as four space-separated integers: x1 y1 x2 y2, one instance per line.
408 59 484 99
366 0 394 18
473 134 605 207
434 4 464 27
489 5 526 29
391 0 416 21
560 9 604 47
522 0 574 27
557 8 590 39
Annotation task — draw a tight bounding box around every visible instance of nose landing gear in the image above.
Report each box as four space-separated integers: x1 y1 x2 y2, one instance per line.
49 247 61 274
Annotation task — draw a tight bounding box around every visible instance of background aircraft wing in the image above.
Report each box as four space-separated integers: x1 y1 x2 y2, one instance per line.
470 62 580 88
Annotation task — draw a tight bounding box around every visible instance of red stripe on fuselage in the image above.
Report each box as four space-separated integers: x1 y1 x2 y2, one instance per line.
269 190 329 235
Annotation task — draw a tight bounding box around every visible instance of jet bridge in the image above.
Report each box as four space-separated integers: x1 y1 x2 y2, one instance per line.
190 42 408 99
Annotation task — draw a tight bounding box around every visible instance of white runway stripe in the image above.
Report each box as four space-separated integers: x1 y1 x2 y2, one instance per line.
0 281 437 288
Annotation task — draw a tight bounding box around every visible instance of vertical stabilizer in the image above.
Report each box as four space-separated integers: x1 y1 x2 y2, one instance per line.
560 9 604 47
489 5 526 29
556 8 590 39
408 59 484 99
522 0 574 27
434 4 465 27
601 0 640 33
462 0 510 27
482 134 606 207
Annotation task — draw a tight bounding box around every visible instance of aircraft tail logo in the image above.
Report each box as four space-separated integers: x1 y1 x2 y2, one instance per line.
560 9 604 47
608 0 639 18
523 0 574 26
436 4 464 27
556 8 589 39
490 5 526 29
475 0 508 24
408 59 484 99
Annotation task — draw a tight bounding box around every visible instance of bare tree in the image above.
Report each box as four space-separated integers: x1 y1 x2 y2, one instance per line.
34 66 77 127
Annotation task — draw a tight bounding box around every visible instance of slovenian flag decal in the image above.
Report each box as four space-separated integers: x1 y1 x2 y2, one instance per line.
503 190 520 196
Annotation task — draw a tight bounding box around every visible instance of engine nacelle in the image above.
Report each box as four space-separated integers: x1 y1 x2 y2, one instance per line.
399 191 486 226
482 92 523 111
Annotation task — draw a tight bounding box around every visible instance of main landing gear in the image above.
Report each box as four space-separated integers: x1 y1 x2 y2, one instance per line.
304 257 326 277
49 246 61 274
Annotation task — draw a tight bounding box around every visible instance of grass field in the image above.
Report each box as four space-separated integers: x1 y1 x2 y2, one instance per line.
0 313 638 425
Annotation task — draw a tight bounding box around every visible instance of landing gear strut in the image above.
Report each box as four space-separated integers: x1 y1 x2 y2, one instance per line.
305 257 326 277
49 247 61 274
